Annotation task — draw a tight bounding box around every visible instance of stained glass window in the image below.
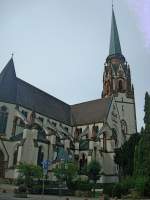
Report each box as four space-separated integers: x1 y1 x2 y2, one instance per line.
0 106 8 134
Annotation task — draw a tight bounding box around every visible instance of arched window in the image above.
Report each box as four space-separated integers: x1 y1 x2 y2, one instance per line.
0 106 8 134
13 147 18 167
92 125 99 139
105 80 110 96
79 153 87 172
103 132 107 152
121 120 128 135
37 146 44 167
0 150 5 178
118 80 123 92
112 128 118 147
74 128 82 141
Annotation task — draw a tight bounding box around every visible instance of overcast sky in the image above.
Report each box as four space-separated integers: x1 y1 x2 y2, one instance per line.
0 0 149 131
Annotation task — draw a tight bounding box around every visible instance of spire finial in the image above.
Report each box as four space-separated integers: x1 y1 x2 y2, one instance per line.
11 52 14 59
112 0 114 8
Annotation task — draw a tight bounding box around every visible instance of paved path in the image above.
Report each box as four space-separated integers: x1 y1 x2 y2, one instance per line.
0 193 100 200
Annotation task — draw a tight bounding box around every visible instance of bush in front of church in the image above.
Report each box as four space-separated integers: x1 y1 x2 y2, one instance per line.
16 163 42 190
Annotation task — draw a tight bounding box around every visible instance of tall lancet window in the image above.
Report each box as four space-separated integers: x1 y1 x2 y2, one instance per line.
13 146 19 167
118 80 123 92
121 120 128 135
0 106 8 134
37 146 44 167
103 132 107 152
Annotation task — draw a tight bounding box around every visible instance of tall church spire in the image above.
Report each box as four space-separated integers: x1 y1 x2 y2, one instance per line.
109 8 122 56
102 7 134 99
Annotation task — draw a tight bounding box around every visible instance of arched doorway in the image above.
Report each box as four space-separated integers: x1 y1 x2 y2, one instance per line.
0 150 5 178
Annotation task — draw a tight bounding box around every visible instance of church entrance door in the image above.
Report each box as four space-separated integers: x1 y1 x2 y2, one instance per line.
0 150 5 178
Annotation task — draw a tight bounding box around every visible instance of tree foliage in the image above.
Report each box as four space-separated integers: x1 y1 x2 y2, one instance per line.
134 134 150 176
87 160 101 197
134 92 150 177
53 162 78 183
87 160 101 182
114 134 141 177
144 92 150 133
16 163 42 188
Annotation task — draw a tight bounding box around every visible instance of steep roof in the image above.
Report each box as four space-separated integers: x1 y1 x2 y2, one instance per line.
16 78 71 125
0 58 17 103
71 98 111 126
109 8 122 56
0 59 112 126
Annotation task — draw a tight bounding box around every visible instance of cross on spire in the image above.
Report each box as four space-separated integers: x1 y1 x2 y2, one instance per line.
11 53 14 59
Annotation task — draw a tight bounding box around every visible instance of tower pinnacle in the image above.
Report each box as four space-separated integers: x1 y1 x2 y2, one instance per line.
109 8 122 56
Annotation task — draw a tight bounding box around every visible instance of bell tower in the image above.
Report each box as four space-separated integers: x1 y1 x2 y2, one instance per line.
102 7 137 136
102 8 134 99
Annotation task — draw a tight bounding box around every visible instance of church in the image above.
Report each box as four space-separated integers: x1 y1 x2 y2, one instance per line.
0 8 137 183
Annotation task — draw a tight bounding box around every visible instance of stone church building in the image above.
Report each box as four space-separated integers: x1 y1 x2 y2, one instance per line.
0 8 137 183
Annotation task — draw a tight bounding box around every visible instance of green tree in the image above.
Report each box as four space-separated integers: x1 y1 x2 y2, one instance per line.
87 160 101 196
53 162 78 188
134 133 150 176
114 134 141 178
144 92 150 133
16 163 42 189
134 92 150 177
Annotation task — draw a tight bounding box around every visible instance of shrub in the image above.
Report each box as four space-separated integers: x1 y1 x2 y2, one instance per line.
71 180 92 191
87 160 101 182
121 176 135 194
16 163 42 188
134 176 150 197
104 194 110 200
144 179 150 196
29 184 42 194
103 183 114 197
112 183 123 198
77 180 92 191
15 176 24 186
18 185 27 193
14 185 27 194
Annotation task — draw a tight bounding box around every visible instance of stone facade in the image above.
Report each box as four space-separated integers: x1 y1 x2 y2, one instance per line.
0 8 137 183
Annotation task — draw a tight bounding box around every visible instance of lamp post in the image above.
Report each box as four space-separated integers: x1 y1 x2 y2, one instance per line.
58 158 65 197
42 160 51 195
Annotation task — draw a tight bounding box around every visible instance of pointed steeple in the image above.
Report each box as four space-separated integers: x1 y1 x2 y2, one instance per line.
0 58 16 81
109 8 122 56
0 58 17 103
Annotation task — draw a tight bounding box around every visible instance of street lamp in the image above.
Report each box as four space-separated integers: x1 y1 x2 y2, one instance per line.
58 158 65 196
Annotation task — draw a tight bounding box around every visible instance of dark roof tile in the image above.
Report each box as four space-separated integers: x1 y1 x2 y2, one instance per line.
71 98 111 126
0 59 112 126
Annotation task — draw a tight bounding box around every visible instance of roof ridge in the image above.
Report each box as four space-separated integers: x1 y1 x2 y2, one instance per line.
71 97 111 107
